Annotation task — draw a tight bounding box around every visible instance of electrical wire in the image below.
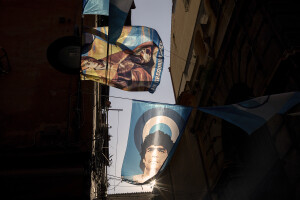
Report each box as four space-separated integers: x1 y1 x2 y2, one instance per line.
107 181 122 191
81 92 203 110
164 48 196 64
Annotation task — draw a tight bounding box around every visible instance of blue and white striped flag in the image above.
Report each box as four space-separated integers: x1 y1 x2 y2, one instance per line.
198 92 300 134
83 0 109 15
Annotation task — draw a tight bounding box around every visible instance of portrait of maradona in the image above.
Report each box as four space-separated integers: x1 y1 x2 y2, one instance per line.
132 130 174 183
81 41 158 91
121 106 186 184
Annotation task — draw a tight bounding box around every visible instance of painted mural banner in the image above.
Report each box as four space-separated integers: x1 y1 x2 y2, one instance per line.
81 26 164 93
121 100 192 184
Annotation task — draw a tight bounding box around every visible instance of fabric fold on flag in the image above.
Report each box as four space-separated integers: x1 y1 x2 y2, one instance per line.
109 0 134 44
121 100 192 184
198 92 300 134
81 26 164 93
83 0 109 15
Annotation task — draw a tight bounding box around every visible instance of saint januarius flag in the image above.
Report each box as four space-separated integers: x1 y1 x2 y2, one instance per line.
81 26 164 93
121 100 192 184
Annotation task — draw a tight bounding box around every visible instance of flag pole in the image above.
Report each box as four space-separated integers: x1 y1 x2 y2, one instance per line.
105 21 110 85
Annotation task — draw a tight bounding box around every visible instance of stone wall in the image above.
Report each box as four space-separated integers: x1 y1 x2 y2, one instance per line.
159 0 300 199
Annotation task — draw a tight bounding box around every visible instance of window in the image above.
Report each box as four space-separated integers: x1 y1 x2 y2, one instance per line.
183 0 190 12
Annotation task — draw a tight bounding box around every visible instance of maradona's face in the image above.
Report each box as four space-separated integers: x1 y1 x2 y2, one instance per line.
143 145 168 174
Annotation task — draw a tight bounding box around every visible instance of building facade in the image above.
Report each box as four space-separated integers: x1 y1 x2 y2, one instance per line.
154 0 300 199
0 1 110 199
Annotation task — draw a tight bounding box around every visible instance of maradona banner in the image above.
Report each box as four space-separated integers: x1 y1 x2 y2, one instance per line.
121 100 192 184
81 26 164 93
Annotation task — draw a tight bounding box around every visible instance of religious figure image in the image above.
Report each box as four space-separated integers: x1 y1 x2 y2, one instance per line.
81 41 157 91
81 26 164 92
132 130 173 183
81 26 165 93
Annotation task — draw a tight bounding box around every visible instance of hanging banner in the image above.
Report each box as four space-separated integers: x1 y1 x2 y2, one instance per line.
121 100 192 184
198 92 300 134
81 26 164 93
109 0 134 43
83 0 109 15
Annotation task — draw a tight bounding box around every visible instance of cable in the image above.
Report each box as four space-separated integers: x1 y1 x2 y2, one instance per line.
81 92 203 110
81 92 138 101
107 173 122 178
164 48 196 64
108 176 122 180
108 181 122 191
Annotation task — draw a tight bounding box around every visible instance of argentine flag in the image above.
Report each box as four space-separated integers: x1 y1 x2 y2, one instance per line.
198 92 300 134
109 0 134 43
83 0 109 15
82 0 133 44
